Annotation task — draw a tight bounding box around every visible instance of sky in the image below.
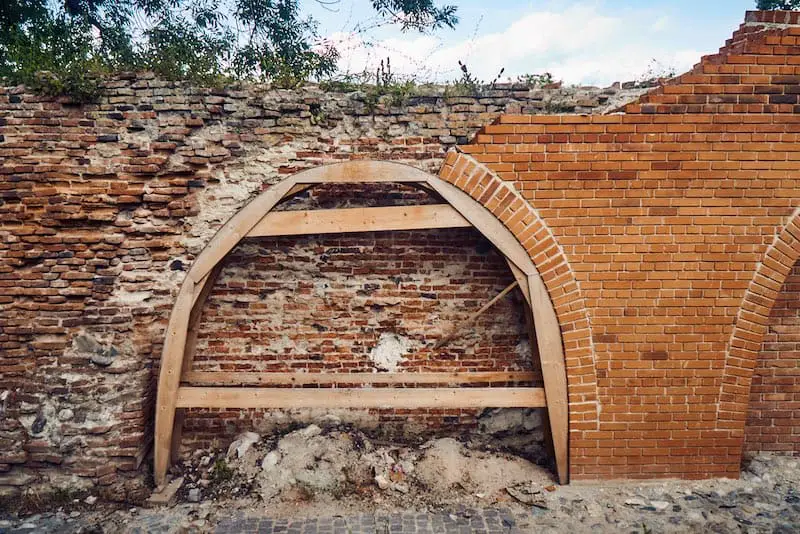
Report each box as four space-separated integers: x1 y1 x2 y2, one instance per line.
304 0 756 86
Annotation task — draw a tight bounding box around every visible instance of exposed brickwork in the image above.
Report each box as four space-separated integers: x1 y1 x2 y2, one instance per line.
184 209 538 448
745 259 800 454
194 230 532 375
454 11 800 479
0 79 633 494
1 10 800 494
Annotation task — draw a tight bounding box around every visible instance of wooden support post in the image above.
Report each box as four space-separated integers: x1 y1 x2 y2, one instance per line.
154 281 194 487
528 274 569 484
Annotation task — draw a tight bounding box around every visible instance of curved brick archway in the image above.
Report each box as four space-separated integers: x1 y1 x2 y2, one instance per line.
718 208 800 442
439 150 599 434
155 158 588 485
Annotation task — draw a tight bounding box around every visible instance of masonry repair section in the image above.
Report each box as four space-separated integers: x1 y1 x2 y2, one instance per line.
181 183 546 460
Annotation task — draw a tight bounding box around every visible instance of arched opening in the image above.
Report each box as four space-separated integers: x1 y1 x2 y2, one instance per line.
744 256 800 455
154 161 569 486
719 208 800 448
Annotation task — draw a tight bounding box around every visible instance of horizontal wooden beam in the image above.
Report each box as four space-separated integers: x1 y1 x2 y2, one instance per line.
183 371 537 386
176 387 546 409
292 161 429 183
247 204 470 237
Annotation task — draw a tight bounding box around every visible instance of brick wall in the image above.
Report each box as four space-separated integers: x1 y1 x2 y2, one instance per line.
744 260 800 454
185 183 537 447
1 9 800 495
0 73 638 496
447 10 800 479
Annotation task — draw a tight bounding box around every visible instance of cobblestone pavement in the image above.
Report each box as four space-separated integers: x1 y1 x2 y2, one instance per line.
4 455 800 533
215 509 518 534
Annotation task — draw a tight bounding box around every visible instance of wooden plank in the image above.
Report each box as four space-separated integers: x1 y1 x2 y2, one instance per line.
153 281 194 486
434 281 519 349
183 371 537 386
176 387 547 409
293 161 432 183
248 204 470 238
425 176 536 276
528 274 569 485
147 476 184 508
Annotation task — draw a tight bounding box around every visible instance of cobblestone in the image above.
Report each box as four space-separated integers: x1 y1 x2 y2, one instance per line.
214 509 519 534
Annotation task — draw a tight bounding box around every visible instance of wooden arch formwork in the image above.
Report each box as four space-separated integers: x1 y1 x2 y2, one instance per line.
154 161 570 486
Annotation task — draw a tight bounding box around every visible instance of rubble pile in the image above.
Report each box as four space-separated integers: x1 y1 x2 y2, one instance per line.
172 423 552 509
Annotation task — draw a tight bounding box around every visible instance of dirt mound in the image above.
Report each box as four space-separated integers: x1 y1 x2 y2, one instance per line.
174 424 553 510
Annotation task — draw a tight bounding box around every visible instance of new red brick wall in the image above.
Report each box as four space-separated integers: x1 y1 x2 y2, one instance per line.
744 259 800 454
2 9 800 494
446 11 800 479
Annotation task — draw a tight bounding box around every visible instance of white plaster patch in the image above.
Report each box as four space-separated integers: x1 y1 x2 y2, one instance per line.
515 338 531 359
113 290 153 304
368 333 411 372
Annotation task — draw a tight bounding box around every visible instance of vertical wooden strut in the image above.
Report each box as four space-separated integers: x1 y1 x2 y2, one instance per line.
153 162 572 487
528 274 569 485
154 281 194 487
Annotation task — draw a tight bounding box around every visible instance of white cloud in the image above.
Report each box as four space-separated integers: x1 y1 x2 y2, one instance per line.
325 3 704 86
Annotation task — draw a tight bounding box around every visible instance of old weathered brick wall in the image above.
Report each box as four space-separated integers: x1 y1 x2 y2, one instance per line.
185 182 538 447
744 259 800 454
0 74 640 496
447 10 800 479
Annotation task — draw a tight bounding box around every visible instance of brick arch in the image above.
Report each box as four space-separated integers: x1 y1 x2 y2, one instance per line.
718 208 800 438
154 158 583 486
439 150 599 429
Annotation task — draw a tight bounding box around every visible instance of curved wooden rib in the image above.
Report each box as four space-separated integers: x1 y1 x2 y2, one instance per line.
155 177 297 485
154 281 194 487
154 161 570 486
528 273 569 485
